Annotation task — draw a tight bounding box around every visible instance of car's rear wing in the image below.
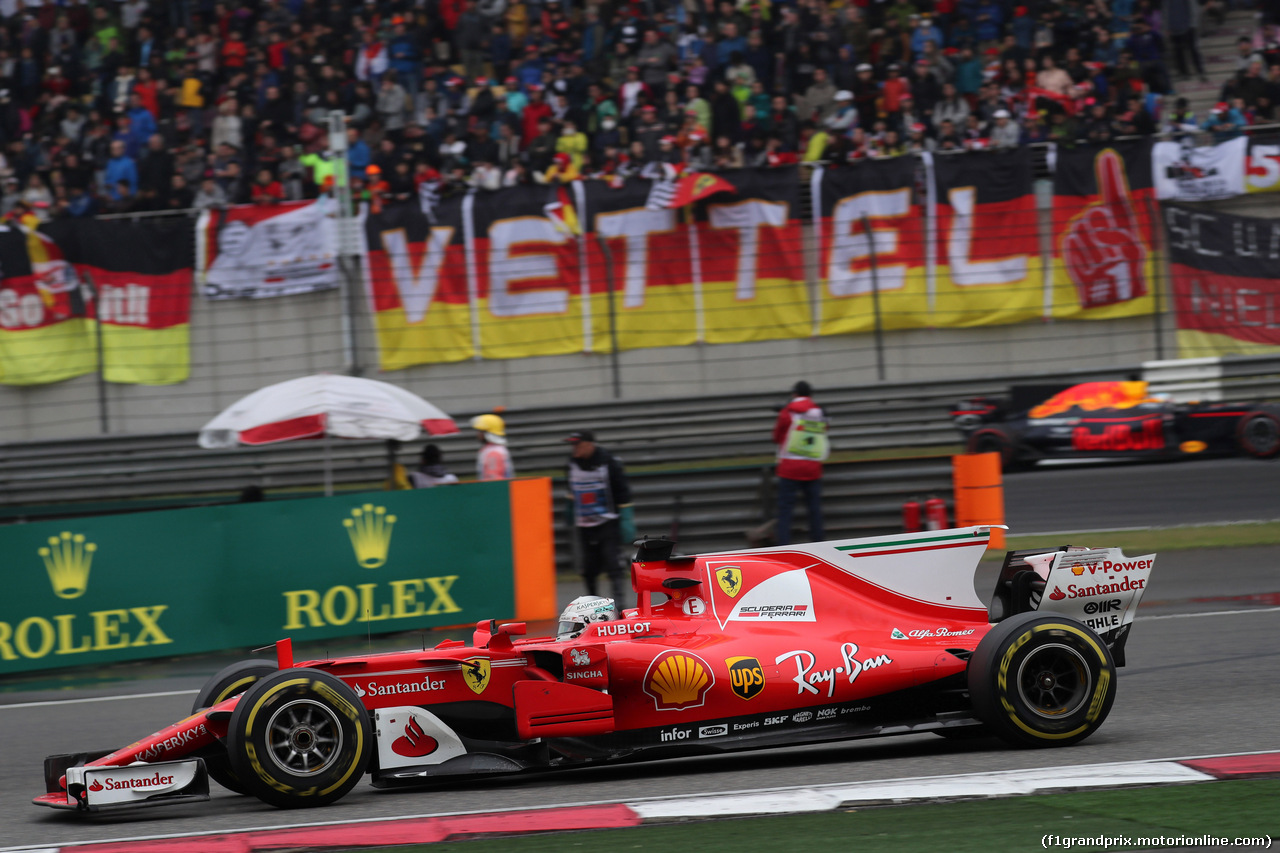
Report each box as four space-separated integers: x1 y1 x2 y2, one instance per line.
989 546 1155 666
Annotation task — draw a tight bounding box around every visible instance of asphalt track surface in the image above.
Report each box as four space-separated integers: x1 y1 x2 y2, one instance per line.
1003 456 1280 532
1 460 1278 849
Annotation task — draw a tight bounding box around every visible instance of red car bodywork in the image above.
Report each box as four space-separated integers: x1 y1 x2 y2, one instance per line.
35 526 1140 812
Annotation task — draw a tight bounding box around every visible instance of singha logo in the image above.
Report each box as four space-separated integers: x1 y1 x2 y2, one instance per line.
570 648 591 666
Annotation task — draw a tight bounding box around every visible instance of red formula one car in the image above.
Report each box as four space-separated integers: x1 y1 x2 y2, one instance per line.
35 527 1155 813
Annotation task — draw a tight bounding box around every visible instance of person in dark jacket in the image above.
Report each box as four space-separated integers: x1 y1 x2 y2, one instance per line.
772 381 830 545
565 430 634 603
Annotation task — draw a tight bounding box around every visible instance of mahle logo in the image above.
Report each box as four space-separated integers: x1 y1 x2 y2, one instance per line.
39 531 97 599
344 504 396 568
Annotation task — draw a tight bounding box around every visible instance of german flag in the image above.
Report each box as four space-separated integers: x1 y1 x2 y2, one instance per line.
40 217 193 385
0 226 95 385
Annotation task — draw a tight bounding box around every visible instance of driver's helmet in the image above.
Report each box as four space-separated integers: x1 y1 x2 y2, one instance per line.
556 595 618 641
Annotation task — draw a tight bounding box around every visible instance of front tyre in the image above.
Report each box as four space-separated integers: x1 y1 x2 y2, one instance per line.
192 658 277 794
226 668 372 809
967 613 1116 748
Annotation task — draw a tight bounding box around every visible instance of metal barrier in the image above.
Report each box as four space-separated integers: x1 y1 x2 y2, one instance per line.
6 357 1280 570
1 363 1138 516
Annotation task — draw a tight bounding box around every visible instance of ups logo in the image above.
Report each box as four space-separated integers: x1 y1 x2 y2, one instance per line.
726 656 765 701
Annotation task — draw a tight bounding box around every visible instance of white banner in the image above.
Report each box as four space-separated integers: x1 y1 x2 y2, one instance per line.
198 199 345 300
1152 137 1247 202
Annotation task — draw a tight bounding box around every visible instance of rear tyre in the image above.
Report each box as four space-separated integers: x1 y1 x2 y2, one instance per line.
967 427 1019 472
1237 411 1280 459
191 659 277 794
226 668 372 809
967 612 1116 748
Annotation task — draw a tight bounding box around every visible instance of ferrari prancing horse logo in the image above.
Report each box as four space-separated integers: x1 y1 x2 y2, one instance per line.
462 657 491 694
717 567 743 598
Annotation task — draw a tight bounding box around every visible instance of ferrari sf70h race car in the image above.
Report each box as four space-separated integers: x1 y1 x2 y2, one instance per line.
35 526 1156 813
952 380 1280 470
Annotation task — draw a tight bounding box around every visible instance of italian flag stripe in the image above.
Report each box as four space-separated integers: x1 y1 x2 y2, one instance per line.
835 532 986 552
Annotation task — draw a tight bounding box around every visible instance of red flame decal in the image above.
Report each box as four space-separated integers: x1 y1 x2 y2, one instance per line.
391 716 439 758
88 780 103 792
1049 587 1066 601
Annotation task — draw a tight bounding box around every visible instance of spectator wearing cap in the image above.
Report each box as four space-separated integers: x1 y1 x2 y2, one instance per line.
990 108 1020 147
1203 101 1244 142
911 16 944 57
825 90 858 132
564 429 634 603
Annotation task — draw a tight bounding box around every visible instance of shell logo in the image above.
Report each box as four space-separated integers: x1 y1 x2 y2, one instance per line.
1179 440 1207 453
643 650 714 711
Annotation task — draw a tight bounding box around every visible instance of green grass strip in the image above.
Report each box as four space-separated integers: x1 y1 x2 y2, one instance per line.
988 521 1280 560
351 779 1280 853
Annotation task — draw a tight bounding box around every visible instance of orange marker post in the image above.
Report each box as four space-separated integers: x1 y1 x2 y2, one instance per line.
952 452 1006 550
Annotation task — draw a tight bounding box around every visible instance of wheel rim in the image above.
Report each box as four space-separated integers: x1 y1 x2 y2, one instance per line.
265 699 344 776
1246 417 1279 453
1015 643 1092 719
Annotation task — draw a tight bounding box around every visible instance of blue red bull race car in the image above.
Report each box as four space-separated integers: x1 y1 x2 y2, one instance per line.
35 527 1154 814
951 381 1280 470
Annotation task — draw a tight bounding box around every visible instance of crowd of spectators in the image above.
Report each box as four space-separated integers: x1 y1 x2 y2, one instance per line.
0 0 1276 221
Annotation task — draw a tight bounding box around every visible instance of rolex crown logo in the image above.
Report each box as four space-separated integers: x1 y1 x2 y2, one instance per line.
344 504 396 569
39 531 97 599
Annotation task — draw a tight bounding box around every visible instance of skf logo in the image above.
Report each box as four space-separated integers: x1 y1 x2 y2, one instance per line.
717 567 742 598
344 504 397 568
462 657 491 694
644 650 713 711
39 531 97 599
726 656 765 700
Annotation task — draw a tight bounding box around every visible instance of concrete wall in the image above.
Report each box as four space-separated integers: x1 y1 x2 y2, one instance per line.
0 192 1180 444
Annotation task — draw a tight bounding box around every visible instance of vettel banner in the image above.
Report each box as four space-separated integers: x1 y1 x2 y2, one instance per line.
1 220 191 386
1050 142 1158 320
930 148 1043 327
583 176 697 351
0 479 553 675
364 169 806 370
814 157 928 335
1165 204 1280 357
198 199 342 300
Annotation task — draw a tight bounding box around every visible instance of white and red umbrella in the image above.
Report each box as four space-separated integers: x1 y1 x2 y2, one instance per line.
199 374 458 494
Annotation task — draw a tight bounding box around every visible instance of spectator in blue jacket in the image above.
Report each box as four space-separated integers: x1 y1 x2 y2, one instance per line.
388 21 422 97
104 140 138 200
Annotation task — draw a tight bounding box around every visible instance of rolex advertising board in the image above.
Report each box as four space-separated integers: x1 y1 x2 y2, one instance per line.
0 479 554 675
